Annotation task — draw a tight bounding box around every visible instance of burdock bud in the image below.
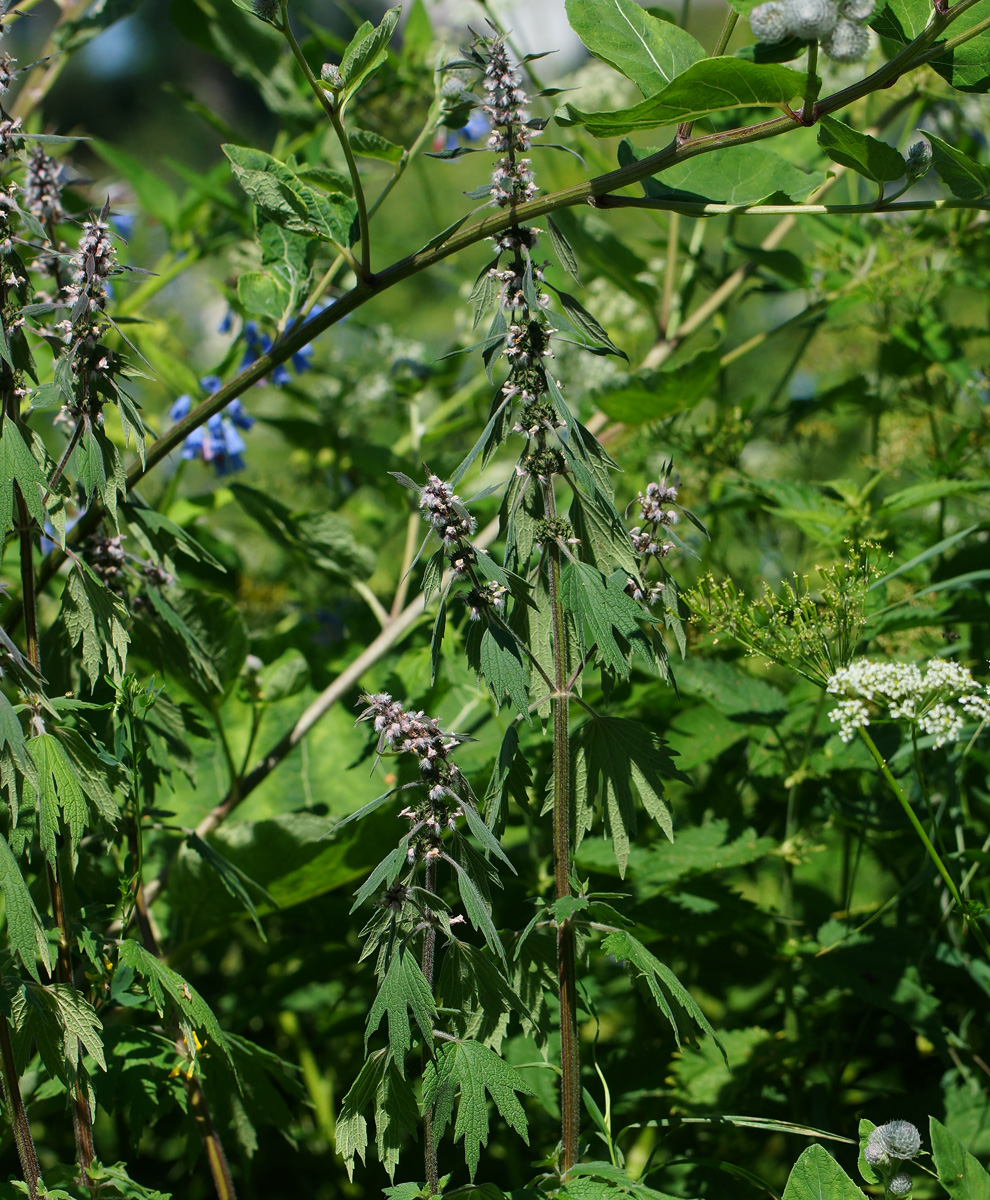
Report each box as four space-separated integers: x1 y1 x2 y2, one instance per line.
750 1 790 43
821 16 870 58
840 0 875 17
784 0 839 40
441 76 466 100
864 1141 889 1168
872 1121 922 1162
321 62 343 90
888 1175 912 1197
252 0 281 23
904 138 932 181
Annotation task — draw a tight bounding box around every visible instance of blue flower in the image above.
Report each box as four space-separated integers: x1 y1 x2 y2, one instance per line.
445 110 490 150
167 378 254 476
220 306 335 385
111 213 135 239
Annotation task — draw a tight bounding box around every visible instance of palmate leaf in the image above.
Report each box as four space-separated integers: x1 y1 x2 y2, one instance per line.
337 1048 389 1180
479 624 531 720
375 1059 420 1180
28 733 90 865
61 561 129 689
563 561 657 677
437 941 536 1051
10 981 106 1081
423 1039 534 1179
117 939 234 1069
561 1161 686 1200
573 717 681 876
0 416 49 539
601 930 724 1061
365 946 437 1075
0 833 52 980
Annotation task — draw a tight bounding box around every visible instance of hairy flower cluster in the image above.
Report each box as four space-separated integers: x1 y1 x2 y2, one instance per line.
827 657 990 745
864 1121 921 1195
357 693 467 862
750 0 874 60
419 474 477 546
23 149 65 224
0 116 21 159
479 36 538 205
65 217 118 320
626 467 682 605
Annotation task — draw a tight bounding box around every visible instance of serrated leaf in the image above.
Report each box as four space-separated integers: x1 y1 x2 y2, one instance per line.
553 288 627 358
336 1049 389 1179
60 562 130 689
10 981 106 1081
117 939 234 1069
927 132 990 199
0 833 52 980
601 930 724 1059
423 1040 534 1179
365 947 438 1074
564 0 705 97
817 116 905 184
375 1060 420 1180
351 845 409 913
0 417 49 537
573 717 679 876
781 1143 863 1200
186 833 276 940
447 853 508 968
479 625 530 719
563 561 654 676
559 58 804 137
437 942 534 1051
28 734 89 864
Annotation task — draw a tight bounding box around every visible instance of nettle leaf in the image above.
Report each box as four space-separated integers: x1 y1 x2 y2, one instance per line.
423 1040 534 1179
117 939 234 1069
559 58 804 137
618 137 825 203
926 133 990 199
564 0 705 98
479 625 531 720
931 1116 990 1199
336 1048 389 1180
0 833 52 980
28 734 90 864
0 416 49 537
561 1161 686 1199
61 562 130 689
562 561 655 676
816 116 904 185
365 946 438 1074
601 930 724 1059
446 851 508 968
349 128 404 162
551 287 627 357
437 942 534 1051
375 1059 420 1180
573 717 679 876
781 1144 863 1200
340 6 400 98
11 981 106 1081
547 216 582 285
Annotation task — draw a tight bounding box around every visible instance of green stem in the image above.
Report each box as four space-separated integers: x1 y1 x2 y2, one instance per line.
279 4 372 280
858 727 990 961
802 41 820 123
590 196 990 217
422 857 439 1195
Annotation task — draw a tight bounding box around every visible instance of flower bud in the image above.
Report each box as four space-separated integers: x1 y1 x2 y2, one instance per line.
904 138 932 181
873 1121 922 1161
864 1141 889 1167
784 0 839 39
888 1174 912 1197
750 0 791 42
821 16 870 58
321 62 343 90
839 0 875 18
252 0 280 22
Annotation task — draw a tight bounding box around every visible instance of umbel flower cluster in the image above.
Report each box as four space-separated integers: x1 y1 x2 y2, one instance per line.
864 1120 922 1196
827 657 990 746
750 0 874 61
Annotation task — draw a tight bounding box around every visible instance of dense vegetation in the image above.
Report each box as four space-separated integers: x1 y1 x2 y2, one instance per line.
0 0 989 1198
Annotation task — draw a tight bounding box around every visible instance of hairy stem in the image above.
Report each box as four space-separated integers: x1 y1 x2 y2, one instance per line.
422 857 439 1194
542 483 580 1173
0 1017 41 1200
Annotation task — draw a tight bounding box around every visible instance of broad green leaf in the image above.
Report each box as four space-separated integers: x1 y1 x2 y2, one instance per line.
572 717 679 876
365 947 438 1074
559 58 804 137
563 1160 692 1199
257 649 309 702
11 981 106 1082
872 0 990 92
619 137 825 202
479 625 530 719
781 1143 864 1200
166 590 248 705
817 116 905 184
340 7 401 98
423 1040 534 1179
673 658 786 716
931 1116 990 1199
336 1049 389 1179
186 833 276 941
562 561 655 675
437 943 535 1051
0 833 52 980
926 133 990 199
664 704 749 770
117 939 234 1068
592 351 719 424
349 129 404 162
564 0 705 97
0 417 49 537
237 270 288 320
